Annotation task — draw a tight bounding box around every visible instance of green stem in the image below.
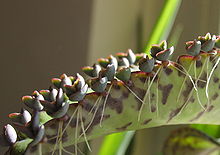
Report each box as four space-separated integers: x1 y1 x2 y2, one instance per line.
143 0 182 54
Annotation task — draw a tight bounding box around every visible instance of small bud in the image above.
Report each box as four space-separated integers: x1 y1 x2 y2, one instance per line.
4 124 17 144
116 52 126 59
56 88 64 107
100 64 116 81
69 84 88 101
98 58 109 68
33 98 44 111
186 40 201 56
50 102 69 118
51 78 62 88
155 46 174 61
150 46 163 58
60 74 72 87
198 33 216 52
108 55 118 71
138 56 155 73
201 35 216 52
8 113 21 124
76 73 85 90
35 93 44 101
82 64 101 77
91 77 108 92
22 96 33 106
118 57 130 67
40 100 57 114
21 109 31 124
159 40 167 49
205 32 211 40
116 67 131 81
135 53 145 63
22 95 43 111
39 90 50 101
126 49 136 64
50 88 58 102
88 64 101 77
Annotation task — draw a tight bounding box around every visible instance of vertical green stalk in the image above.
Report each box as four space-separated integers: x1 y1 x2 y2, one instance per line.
98 131 135 155
143 0 182 54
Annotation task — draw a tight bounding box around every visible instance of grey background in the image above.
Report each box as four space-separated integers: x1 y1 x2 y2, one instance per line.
0 0 92 129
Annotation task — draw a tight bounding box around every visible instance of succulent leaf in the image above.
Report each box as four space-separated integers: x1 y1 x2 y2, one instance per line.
116 67 131 81
138 56 155 73
2 34 220 154
186 40 201 56
126 49 136 64
91 77 108 92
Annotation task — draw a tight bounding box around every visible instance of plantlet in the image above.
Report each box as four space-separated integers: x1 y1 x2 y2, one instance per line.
1 33 220 154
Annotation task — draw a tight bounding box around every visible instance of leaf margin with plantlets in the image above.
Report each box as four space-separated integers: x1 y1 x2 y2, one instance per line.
1 33 220 154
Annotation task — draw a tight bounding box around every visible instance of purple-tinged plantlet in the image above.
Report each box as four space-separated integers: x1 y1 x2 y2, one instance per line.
138 55 155 73
116 67 131 81
51 74 74 89
118 57 130 67
82 64 101 77
22 91 44 111
100 64 116 81
186 40 201 56
40 88 69 118
90 76 108 92
150 40 174 61
198 33 216 52
8 109 31 125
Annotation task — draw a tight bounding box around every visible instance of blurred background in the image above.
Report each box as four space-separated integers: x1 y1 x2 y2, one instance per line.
0 0 220 154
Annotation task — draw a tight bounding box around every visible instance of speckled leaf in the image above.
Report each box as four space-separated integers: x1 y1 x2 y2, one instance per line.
23 51 220 154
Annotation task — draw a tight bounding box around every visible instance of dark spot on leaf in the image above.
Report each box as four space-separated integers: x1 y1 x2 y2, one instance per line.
113 84 121 90
142 118 152 125
189 96 195 103
207 105 214 112
159 84 173 105
211 93 218 100
85 114 110 134
116 122 132 131
182 80 193 101
69 116 85 128
167 107 181 123
164 67 173 75
139 77 148 84
60 130 68 142
174 63 185 77
213 77 219 83
82 101 96 112
128 85 146 110
197 73 207 88
106 89 129 114
190 111 204 122
196 60 202 68
151 105 156 112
